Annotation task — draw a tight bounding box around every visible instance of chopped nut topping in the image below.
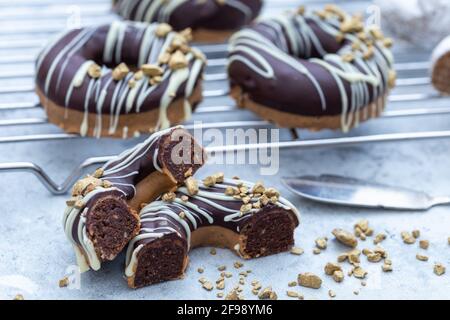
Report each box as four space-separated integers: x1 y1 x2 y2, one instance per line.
134 70 144 80
102 180 113 188
155 23 172 37
434 263 446 276
383 37 394 48
197 267 204 274
213 172 224 183
290 247 304 256
332 228 358 248
324 262 342 275
264 187 279 198
315 237 328 250
342 53 354 62
313 248 321 255
162 192 176 202
169 50 188 70
382 264 393 272
252 182 265 194
412 230 421 239
59 277 70 288
224 186 236 196
112 62 129 81
240 203 252 214
225 289 243 300
258 287 278 300
72 176 103 197
218 265 226 272
419 240 429 250
234 261 244 269
286 291 299 298
388 70 397 88
288 281 297 287
416 254 429 262
158 52 171 65
93 168 104 178
340 16 364 33
178 211 186 219
210 248 217 255
401 231 416 244
88 63 102 79
185 177 199 195
202 281 213 291
13 294 24 300
217 293 224 298
298 272 322 289
328 290 336 298
332 270 345 283
128 78 136 88
374 233 386 245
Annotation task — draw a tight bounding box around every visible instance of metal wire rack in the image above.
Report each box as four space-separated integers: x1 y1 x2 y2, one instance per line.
1 0 450 195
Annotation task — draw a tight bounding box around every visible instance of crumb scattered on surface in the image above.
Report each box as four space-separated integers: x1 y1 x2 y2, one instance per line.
332 228 358 248
290 247 304 255
59 277 70 288
434 263 446 276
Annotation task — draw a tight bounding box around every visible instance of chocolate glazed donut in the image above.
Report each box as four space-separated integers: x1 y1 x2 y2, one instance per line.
63 127 206 272
125 176 299 288
228 5 397 132
113 0 263 43
36 21 206 138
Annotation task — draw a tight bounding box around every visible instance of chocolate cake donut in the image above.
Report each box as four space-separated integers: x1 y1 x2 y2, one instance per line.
63 127 206 272
125 176 299 288
36 21 206 138
113 0 263 43
228 5 396 132
431 36 450 95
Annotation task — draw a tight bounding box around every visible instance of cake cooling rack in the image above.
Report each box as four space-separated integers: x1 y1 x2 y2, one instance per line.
0 0 450 195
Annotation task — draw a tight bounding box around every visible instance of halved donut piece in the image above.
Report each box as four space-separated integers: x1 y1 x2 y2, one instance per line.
113 0 263 43
36 21 206 138
228 5 396 132
125 177 300 288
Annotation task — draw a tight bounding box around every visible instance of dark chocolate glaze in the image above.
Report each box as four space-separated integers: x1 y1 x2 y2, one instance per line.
113 0 263 32
228 9 395 121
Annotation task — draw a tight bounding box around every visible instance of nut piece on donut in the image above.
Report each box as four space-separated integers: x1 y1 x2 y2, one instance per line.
125 178 300 289
113 0 263 43
63 126 206 272
431 36 450 95
228 5 395 132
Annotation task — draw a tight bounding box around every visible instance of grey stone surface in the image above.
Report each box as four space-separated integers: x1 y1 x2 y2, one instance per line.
0 0 449 300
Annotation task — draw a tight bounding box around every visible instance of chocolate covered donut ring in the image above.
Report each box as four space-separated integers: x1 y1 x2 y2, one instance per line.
113 0 263 43
36 21 206 138
125 176 299 288
228 5 396 132
63 127 206 272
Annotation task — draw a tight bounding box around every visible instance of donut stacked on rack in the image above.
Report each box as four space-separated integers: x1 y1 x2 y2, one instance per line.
228 5 396 132
63 126 300 288
431 36 450 95
113 0 263 43
36 21 206 138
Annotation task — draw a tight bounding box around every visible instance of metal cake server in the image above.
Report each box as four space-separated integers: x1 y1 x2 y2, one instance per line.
282 174 450 211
